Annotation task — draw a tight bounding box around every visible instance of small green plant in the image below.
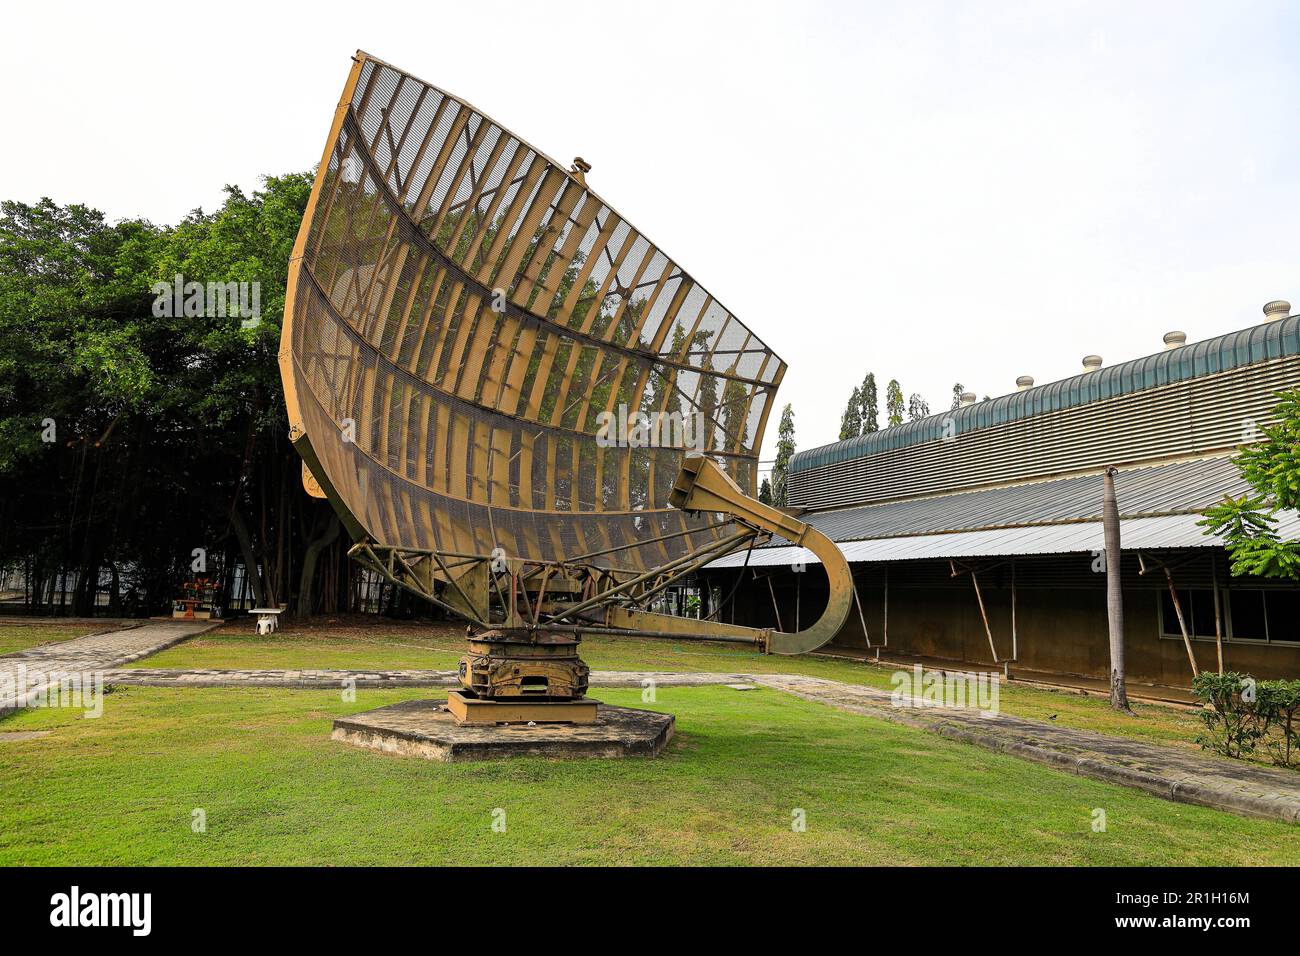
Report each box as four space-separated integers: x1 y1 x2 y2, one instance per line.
1257 679 1300 768
1192 671 1300 767
1192 672 1263 759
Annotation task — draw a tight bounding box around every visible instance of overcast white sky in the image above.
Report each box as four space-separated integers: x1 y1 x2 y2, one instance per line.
4 0 1298 468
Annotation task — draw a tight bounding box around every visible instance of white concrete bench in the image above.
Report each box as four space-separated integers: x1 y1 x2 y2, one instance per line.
250 607 285 636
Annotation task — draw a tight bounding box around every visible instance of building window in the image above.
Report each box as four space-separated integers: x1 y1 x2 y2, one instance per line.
1159 589 1300 645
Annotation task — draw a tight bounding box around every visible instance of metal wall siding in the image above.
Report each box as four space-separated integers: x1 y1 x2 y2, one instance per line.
789 315 1300 475
788 355 1300 511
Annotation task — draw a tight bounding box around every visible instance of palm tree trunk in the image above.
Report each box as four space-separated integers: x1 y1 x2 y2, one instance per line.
1103 466 1132 713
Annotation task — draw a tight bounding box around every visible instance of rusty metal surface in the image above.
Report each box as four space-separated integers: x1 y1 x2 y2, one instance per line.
459 629 590 700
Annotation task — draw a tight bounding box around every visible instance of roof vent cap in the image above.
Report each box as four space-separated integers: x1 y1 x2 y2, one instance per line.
1082 355 1103 373
1015 375 1034 391
959 391 976 407
1163 330 1187 350
1264 300 1292 322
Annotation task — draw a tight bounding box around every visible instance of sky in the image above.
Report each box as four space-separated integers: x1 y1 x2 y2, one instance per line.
4 0 1299 473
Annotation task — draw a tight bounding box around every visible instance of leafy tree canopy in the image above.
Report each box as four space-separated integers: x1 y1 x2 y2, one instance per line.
1200 390 1300 578
839 386 862 440
771 403 796 507
0 174 347 617
885 379 904 428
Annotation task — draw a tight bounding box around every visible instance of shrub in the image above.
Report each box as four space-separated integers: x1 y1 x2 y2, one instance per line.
1192 672 1263 759
1191 672 1300 767
1257 679 1300 768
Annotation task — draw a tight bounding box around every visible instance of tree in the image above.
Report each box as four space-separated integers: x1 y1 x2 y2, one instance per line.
838 386 862 440
951 382 966 410
907 393 930 421
0 199 162 614
885 379 904 427
0 176 355 619
1200 390 1300 577
859 373 878 433
1103 466 1132 713
720 376 753 491
758 477 773 505
771 403 796 507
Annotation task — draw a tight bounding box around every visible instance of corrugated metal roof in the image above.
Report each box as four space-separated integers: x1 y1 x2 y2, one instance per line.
707 511 1300 567
709 454 1299 567
802 456 1247 542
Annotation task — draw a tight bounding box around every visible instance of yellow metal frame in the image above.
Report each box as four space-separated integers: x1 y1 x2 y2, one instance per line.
281 53 850 657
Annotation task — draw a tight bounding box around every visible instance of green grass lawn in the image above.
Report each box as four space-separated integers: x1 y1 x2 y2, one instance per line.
0 622 116 655
1 683 1295 865
130 620 1209 760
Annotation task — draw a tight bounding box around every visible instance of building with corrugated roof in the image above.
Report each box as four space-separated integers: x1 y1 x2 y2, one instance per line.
704 302 1300 695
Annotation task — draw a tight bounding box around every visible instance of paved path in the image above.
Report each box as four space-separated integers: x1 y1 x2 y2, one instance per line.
0 621 219 715
13 643 1300 825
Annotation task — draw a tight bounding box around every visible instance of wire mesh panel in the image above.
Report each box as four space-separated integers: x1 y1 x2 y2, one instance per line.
282 52 785 570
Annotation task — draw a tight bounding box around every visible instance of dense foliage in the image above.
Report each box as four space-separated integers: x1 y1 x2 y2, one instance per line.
0 176 357 616
1199 389 1300 578
837 374 967 441
771 403 796 507
1192 671 1300 767
838 385 862 440
885 379 904 428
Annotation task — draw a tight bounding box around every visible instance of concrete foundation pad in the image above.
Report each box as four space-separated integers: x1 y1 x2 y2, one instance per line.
332 699 674 762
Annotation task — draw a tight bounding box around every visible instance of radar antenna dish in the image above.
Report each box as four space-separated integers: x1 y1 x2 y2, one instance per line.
279 53 854 714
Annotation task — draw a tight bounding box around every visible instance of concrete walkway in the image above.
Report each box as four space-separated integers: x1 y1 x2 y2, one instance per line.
0 621 219 715
11 639 1300 825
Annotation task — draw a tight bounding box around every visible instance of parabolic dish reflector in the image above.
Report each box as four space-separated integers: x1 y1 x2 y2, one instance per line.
280 52 786 573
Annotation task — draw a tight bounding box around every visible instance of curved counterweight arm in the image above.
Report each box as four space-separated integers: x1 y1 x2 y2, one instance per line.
665 455 853 655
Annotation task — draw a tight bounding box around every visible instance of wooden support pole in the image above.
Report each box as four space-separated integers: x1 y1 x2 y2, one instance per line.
766 576 784 632
1163 566 1200 678
1009 557 1018 676
850 571 871 650
795 570 801 632
1211 555 1224 675
970 570 999 664
881 564 889 659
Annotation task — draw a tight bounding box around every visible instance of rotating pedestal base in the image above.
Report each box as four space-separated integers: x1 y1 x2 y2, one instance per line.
458 629 589 701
